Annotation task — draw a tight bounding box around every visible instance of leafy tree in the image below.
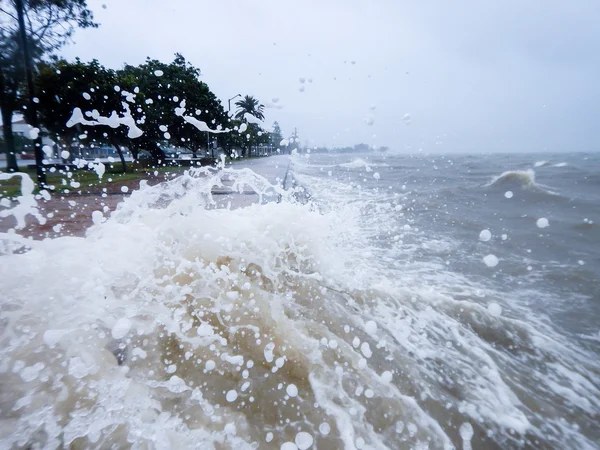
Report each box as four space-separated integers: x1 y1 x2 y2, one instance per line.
271 121 283 149
219 119 270 158
116 54 228 163
0 30 26 172
0 133 31 154
230 95 269 157
35 54 230 167
234 95 264 121
0 0 97 174
1 0 98 52
252 124 271 153
34 58 131 172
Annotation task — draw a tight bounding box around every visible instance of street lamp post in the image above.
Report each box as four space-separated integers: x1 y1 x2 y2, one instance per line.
228 94 242 112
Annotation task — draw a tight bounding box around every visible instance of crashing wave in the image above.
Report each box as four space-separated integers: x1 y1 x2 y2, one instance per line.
339 158 390 172
485 169 560 196
0 165 597 449
486 169 537 187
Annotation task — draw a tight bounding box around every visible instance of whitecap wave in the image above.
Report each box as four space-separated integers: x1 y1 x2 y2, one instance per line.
339 158 390 170
484 169 560 196
486 169 537 187
534 160 550 168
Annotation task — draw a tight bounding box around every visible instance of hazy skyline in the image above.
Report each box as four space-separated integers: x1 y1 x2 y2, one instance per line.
52 0 600 152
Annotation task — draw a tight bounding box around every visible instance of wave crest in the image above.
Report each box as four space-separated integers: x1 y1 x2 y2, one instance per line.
486 169 537 187
485 169 560 196
339 158 389 170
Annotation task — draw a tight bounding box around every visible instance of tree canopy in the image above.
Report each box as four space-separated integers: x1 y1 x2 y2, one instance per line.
0 0 98 54
116 54 228 161
234 95 265 121
271 121 283 149
0 0 97 173
33 55 275 166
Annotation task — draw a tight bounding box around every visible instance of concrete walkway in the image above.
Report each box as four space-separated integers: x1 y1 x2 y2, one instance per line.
228 154 291 187
212 155 291 208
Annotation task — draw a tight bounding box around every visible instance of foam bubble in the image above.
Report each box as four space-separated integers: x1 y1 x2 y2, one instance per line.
459 422 474 441
479 229 492 242
360 342 372 358
381 371 393 383
91 210 104 225
536 218 549 228
364 320 377 335
483 254 499 268
264 342 275 363
295 432 313 449
226 390 238 402
487 303 502 317
286 384 298 397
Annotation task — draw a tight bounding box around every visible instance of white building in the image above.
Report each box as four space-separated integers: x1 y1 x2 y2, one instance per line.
0 118 56 160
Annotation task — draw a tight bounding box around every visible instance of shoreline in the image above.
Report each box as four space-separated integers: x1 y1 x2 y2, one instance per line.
0 156 291 239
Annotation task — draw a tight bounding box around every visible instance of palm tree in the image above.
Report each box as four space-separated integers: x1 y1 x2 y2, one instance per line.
234 95 265 157
234 95 265 121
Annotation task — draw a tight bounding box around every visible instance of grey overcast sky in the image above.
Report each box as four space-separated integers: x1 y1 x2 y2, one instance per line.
59 0 600 152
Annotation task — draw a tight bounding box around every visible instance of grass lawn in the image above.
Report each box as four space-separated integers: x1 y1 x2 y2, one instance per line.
0 164 187 198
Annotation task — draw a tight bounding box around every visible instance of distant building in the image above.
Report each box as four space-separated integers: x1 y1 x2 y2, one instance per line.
0 119 56 159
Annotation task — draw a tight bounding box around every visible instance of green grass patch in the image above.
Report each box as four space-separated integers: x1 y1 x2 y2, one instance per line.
0 163 187 198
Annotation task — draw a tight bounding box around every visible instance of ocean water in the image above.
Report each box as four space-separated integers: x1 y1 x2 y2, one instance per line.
0 152 598 449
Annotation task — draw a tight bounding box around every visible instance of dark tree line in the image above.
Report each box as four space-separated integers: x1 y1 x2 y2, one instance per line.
25 55 277 172
1 0 283 179
1 0 98 174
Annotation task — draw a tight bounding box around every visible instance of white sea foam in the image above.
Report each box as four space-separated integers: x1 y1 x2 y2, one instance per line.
486 169 537 188
339 158 389 170
485 168 560 196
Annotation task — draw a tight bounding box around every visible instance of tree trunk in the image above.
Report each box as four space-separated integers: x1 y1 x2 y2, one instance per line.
15 0 46 187
128 145 139 161
1 106 19 172
110 137 127 173
149 145 165 167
